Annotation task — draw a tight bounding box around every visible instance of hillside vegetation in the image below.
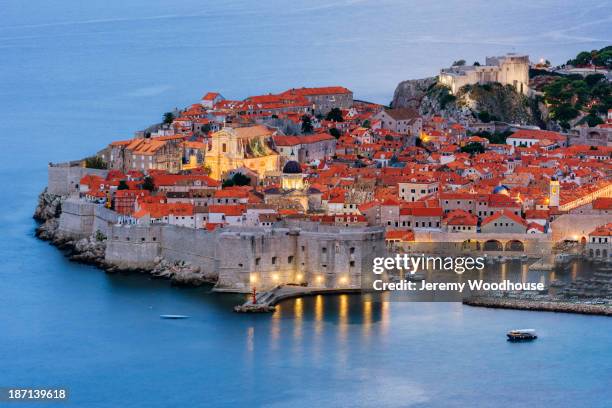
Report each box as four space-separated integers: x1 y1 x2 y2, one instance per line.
419 82 535 125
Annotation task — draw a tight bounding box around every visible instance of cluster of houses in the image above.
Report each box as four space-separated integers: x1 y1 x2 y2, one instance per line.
84 85 612 260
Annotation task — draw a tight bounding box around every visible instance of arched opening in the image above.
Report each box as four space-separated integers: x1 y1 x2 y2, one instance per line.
587 131 602 140
461 239 480 251
505 240 524 252
589 249 594 257
483 240 503 251
595 249 601 257
604 249 608 259
580 236 586 245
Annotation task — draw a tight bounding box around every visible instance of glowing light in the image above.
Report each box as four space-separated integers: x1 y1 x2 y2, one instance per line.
250 274 257 283
339 276 348 285
317 275 324 283
272 274 279 281
296 273 303 281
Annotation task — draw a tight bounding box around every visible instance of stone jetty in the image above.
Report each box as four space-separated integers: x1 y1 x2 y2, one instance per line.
463 296 612 316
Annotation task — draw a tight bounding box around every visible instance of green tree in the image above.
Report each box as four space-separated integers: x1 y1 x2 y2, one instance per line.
452 59 466 66
329 127 341 139
142 176 155 191
584 73 605 87
570 51 592 66
582 114 604 127
384 135 394 141
163 112 175 125
84 156 107 169
301 115 313 134
460 142 485 155
118 180 129 190
473 61 481 66
477 111 491 123
362 119 371 128
325 108 344 122
223 173 251 187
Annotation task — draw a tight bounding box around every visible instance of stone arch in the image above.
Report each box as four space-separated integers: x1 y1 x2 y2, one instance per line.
461 239 481 251
580 236 587 245
589 249 594 257
595 249 601 257
587 131 603 140
505 240 524 252
483 240 503 251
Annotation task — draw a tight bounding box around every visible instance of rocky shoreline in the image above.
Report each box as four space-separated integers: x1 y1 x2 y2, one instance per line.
33 189 215 287
463 296 612 316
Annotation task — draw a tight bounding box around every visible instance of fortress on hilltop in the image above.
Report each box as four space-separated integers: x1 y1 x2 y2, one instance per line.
438 54 530 95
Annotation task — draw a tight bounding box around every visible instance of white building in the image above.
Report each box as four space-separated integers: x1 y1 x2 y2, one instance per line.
439 54 530 95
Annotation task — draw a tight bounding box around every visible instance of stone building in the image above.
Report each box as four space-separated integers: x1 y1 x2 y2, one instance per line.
373 108 422 135
102 220 386 293
398 177 439 202
480 211 528 234
586 223 611 260
273 133 337 163
439 53 530 95
204 125 280 180
99 136 184 173
213 222 386 292
279 86 353 115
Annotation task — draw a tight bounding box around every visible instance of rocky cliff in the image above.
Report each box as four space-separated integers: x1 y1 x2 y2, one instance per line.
392 78 538 125
390 77 437 109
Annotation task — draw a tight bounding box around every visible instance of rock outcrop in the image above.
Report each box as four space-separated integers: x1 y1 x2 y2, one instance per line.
391 77 437 109
392 77 538 125
34 188 63 222
149 257 214 286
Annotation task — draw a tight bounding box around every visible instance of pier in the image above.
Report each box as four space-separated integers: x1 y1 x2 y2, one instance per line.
233 285 361 313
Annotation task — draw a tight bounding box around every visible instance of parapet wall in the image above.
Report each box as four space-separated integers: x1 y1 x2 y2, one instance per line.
48 163 108 196
410 231 553 255
551 214 612 242
58 199 118 239
159 226 218 278
106 225 162 269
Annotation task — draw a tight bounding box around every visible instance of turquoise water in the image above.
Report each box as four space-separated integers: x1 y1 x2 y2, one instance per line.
1 1 611 406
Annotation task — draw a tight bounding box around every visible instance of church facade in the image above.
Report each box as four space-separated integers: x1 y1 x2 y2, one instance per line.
205 125 280 180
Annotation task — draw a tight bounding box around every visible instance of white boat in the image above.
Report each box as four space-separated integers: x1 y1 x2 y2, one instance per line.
507 329 537 341
160 314 189 319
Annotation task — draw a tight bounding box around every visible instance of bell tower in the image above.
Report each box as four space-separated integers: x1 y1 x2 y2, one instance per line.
549 177 560 207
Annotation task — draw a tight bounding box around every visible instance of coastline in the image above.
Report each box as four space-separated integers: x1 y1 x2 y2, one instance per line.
463 296 612 316
33 189 214 287
34 188 612 316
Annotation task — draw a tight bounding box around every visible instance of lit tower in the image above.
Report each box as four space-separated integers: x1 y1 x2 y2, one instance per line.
549 177 560 207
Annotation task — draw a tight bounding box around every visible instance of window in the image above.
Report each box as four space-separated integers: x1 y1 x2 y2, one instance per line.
350 261 355 267
255 257 260 266
272 257 277 265
322 247 327 254
350 247 355 254
222 143 227 153
288 256 294 264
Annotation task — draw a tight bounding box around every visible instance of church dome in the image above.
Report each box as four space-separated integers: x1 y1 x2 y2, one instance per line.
282 160 302 174
492 184 510 195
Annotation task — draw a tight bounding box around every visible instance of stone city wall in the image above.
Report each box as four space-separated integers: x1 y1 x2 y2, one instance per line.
406 231 553 255
551 214 612 242
58 199 118 239
48 163 108 196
